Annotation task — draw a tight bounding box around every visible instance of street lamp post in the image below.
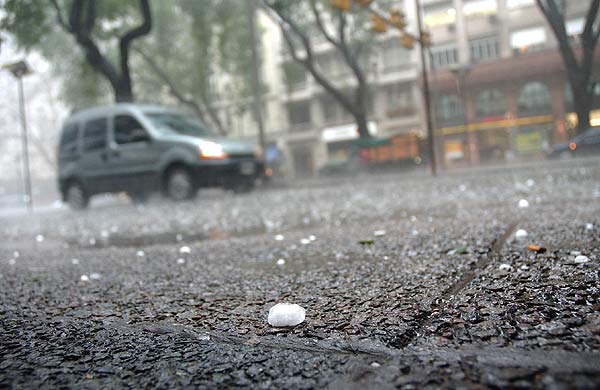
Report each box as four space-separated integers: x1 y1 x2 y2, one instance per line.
246 0 267 156
451 64 476 165
415 0 437 176
2 60 33 212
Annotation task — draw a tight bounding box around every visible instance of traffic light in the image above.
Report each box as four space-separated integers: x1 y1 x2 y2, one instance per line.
389 9 406 29
401 33 414 49
371 13 388 33
330 0 350 11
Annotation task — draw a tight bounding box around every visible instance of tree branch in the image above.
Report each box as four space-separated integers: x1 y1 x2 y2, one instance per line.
49 0 71 32
310 0 341 48
119 0 152 97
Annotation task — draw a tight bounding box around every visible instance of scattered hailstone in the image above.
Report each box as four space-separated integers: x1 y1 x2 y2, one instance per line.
373 230 386 237
308 235 317 242
526 178 535 187
13 251 20 258
300 238 311 245
458 184 467 192
89 238 96 245
410 215 417 222
198 334 211 341
412 229 419 236
80 275 90 282
574 255 590 264
110 225 119 233
8 258 16 265
179 246 191 254
498 263 513 274
89 273 101 280
518 199 530 208
276 258 286 266
585 223 594 231
177 258 186 264
176 234 183 242
520 264 529 270
515 229 528 240
267 303 306 327
371 362 381 368
100 230 110 238
71 258 80 265
274 234 285 241
136 250 145 257
35 234 44 243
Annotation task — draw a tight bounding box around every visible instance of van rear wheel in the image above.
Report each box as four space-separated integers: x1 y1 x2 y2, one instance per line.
166 168 195 201
66 182 89 210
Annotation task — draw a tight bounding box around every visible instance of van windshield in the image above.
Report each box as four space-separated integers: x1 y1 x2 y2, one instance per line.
146 112 215 137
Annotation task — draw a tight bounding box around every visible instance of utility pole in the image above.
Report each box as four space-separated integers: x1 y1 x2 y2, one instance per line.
246 0 266 154
415 0 437 176
3 60 33 211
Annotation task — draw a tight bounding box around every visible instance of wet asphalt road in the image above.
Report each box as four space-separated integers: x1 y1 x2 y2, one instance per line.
1 158 599 389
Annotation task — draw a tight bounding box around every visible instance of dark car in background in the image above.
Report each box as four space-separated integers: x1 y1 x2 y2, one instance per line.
57 104 264 209
549 127 600 159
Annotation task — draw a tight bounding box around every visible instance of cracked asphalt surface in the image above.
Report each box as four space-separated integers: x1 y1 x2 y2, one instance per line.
1 158 599 389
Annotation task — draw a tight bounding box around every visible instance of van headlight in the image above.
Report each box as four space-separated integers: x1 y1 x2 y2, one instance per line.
199 140 228 160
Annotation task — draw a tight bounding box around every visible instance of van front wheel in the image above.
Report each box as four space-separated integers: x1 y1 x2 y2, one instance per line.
166 168 195 201
66 182 89 210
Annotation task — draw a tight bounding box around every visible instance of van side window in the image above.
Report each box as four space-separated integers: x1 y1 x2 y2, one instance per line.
114 115 146 144
83 118 108 151
59 123 79 155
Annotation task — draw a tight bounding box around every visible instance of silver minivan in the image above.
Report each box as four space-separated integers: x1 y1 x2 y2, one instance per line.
57 103 264 209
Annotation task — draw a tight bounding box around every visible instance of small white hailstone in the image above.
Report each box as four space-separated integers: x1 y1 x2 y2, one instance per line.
80 275 90 282
410 216 417 222
371 362 381 368
179 246 191 254
176 234 183 242
458 184 467 192
515 229 528 239
383 256 389 260
520 265 529 270
71 258 80 265
412 230 419 236
177 258 186 264
8 259 16 265
136 250 145 257
89 273 101 280
35 234 44 243
267 303 306 327
308 235 317 241
526 178 535 187
574 255 590 264
13 251 20 258
274 234 285 241
300 238 311 245
373 230 386 237
100 230 109 238
518 199 530 208
276 258 286 266
570 251 582 256
585 223 594 231
335 252 344 260
89 238 96 245
110 225 119 233
198 334 210 341
498 264 513 274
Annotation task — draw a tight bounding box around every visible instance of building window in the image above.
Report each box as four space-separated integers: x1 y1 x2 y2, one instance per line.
464 0 497 17
475 89 506 117
316 51 349 79
283 61 307 92
566 18 584 36
511 27 546 54
287 100 311 128
518 81 551 114
437 94 463 121
431 44 458 68
470 36 499 63
321 94 353 124
386 84 415 117
382 38 410 72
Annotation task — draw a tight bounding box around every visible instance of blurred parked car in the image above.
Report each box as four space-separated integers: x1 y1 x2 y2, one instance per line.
57 104 264 209
549 127 600 159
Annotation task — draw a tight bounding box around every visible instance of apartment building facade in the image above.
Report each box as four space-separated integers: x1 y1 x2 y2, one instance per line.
220 0 600 176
